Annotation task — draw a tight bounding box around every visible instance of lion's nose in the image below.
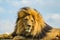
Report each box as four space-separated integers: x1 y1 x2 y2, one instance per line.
27 25 31 27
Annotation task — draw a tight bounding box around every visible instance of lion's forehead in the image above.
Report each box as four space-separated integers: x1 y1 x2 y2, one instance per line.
24 15 34 19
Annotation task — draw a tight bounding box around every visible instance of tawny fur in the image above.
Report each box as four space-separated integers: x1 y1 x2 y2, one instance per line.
0 7 60 40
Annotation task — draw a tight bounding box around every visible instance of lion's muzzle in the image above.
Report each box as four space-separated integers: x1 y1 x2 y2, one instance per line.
25 24 32 33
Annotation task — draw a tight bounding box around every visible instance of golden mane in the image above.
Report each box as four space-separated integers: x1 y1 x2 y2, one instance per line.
17 7 46 36
0 7 60 40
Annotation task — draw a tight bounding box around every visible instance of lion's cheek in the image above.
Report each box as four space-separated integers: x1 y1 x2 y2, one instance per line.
16 27 24 35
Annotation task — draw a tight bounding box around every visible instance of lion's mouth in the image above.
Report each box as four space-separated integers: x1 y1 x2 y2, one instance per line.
25 29 31 32
25 26 32 33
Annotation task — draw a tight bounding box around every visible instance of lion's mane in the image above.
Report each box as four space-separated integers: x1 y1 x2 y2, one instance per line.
0 7 60 40
15 7 60 40
15 7 46 37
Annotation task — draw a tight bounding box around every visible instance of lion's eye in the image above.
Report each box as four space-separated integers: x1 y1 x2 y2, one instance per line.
31 20 34 22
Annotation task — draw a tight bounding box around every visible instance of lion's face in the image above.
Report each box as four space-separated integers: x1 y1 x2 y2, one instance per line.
16 15 35 35
22 15 34 33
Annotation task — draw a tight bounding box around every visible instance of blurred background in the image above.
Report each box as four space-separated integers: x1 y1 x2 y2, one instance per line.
0 0 60 34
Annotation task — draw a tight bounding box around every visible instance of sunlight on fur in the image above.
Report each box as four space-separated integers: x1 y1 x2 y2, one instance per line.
0 7 60 40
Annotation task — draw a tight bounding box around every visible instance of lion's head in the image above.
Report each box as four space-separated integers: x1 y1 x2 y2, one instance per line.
16 7 46 37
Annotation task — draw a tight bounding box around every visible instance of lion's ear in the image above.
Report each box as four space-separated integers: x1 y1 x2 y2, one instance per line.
18 12 25 18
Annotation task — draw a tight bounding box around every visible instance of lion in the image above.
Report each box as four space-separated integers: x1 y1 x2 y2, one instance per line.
0 7 60 40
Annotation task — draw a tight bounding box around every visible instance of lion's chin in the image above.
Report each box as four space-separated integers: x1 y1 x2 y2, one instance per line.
23 29 32 36
22 30 31 36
